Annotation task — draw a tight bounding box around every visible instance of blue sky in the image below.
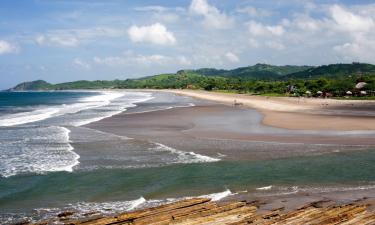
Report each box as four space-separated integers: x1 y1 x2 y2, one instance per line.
1 0 375 89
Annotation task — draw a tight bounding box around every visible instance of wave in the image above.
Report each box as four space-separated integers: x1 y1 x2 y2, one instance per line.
254 184 375 196
0 91 153 127
0 126 79 178
256 185 273 191
150 143 220 164
0 108 59 127
200 189 233 201
66 92 153 126
77 142 221 172
124 102 195 115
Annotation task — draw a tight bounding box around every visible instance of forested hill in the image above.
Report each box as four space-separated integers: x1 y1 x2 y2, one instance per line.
8 63 375 96
10 80 53 91
284 63 375 79
182 64 312 80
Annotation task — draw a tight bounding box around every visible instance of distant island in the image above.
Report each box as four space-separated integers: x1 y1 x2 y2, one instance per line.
9 63 375 98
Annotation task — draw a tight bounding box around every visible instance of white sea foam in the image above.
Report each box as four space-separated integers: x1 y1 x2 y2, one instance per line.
71 92 153 126
27 190 233 223
0 126 79 178
124 102 195 115
298 185 375 193
150 143 220 164
256 185 273 191
216 152 227 158
200 189 234 201
69 196 147 214
0 108 59 127
0 91 153 127
255 184 375 197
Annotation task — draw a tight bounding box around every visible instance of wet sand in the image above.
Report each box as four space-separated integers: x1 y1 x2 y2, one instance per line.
159 89 375 131
88 103 375 161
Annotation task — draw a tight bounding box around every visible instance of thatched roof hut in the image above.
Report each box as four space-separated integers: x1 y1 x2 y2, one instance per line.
355 82 367 89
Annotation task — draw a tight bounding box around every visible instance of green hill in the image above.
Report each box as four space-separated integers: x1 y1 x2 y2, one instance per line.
284 63 375 79
7 63 375 97
117 72 228 90
9 80 52 91
184 64 312 80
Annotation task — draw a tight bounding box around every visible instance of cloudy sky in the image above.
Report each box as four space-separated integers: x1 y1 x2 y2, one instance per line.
1 0 375 89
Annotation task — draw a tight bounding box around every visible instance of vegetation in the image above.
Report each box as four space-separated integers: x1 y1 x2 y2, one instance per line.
185 64 313 80
8 63 375 98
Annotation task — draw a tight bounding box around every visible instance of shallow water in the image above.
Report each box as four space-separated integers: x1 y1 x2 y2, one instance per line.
1 150 375 222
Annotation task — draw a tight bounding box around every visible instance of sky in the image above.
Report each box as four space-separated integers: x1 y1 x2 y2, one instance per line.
1 0 375 89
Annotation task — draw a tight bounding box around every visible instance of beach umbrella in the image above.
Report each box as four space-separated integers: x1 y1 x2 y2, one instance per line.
317 91 323 95
305 91 311 94
360 91 367 95
346 91 352 95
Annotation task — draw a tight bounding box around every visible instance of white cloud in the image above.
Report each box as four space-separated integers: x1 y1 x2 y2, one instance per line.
248 38 260 48
247 21 284 36
73 58 91 69
36 34 80 47
127 23 176 45
293 14 321 31
333 35 375 62
237 6 271 17
135 54 168 64
134 5 181 23
134 6 168 12
189 0 233 29
177 56 192 66
94 54 165 66
0 40 19 54
225 52 239 63
35 27 127 47
50 36 80 47
330 5 374 32
266 41 285 50
94 52 193 67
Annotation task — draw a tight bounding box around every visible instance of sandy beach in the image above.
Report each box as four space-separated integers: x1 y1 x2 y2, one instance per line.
85 91 375 220
159 89 375 131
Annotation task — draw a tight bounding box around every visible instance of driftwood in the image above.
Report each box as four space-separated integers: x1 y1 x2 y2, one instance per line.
30 198 375 225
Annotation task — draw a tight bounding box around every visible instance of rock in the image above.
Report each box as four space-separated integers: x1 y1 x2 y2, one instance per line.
29 198 375 225
57 211 74 218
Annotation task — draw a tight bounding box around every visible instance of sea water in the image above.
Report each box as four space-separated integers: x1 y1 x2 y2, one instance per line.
0 91 374 224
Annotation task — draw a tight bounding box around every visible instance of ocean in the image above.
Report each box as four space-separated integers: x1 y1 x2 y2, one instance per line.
0 91 374 224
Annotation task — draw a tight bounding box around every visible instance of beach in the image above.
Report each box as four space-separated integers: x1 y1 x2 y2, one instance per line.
161 89 375 131
2 90 375 224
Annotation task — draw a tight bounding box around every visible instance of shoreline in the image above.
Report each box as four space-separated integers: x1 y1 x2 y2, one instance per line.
152 89 375 131
32 191 375 224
